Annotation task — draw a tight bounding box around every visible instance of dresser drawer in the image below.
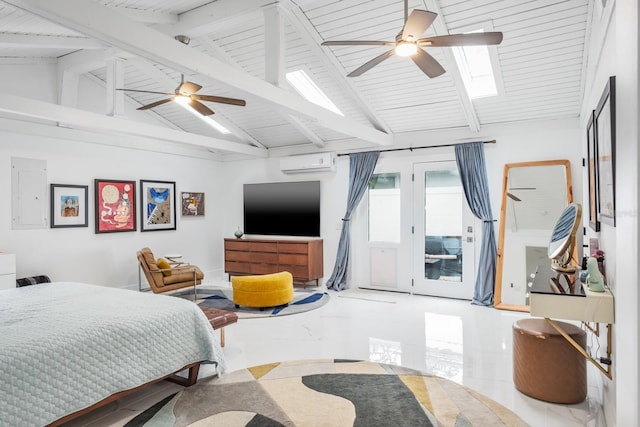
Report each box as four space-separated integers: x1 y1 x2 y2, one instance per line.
225 240 253 251
251 252 278 264
225 251 252 262
251 263 281 275
278 243 309 254
287 265 309 279
279 253 308 266
225 261 251 273
250 242 278 253
0 253 16 274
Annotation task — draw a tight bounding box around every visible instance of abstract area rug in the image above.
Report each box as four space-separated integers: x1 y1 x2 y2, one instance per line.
172 287 330 318
125 359 529 426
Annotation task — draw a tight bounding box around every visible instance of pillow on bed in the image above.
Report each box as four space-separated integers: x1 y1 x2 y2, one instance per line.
156 258 172 276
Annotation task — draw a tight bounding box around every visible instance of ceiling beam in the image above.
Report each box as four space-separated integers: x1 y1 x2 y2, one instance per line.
0 33 104 49
5 0 392 146
424 0 480 133
264 3 285 87
111 7 178 25
264 3 325 147
0 117 220 160
281 0 392 134
156 0 271 38
57 47 131 74
0 93 267 157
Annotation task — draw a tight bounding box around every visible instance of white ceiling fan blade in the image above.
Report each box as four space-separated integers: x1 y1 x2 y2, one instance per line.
347 49 396 77
412 48 446 78
402 10 437 41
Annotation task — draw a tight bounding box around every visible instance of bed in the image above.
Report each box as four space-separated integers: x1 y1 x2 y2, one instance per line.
0 282 226 426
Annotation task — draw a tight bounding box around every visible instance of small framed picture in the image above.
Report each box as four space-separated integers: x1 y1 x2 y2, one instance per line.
140 180 176 231
50 184 88 228
181 192 205 216
94 179 136 233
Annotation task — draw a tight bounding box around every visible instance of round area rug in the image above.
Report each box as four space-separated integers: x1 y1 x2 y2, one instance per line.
172 287 330 318
125 359 529 426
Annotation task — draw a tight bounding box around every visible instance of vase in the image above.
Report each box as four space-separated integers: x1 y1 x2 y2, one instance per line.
234 227 244 239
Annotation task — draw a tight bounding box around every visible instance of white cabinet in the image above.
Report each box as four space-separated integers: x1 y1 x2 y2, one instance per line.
0 253 16 290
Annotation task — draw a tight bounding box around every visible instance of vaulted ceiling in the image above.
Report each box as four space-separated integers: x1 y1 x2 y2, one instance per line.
0 0 591 159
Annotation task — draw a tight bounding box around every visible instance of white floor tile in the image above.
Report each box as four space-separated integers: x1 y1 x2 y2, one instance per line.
64 286 607 426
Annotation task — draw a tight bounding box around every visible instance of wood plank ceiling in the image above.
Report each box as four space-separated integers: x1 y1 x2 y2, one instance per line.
0 0 591 158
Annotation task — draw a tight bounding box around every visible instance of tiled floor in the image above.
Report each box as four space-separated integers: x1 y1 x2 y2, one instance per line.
65 285 607 426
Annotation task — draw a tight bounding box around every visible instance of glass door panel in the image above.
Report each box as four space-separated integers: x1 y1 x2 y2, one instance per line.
413 162 475 299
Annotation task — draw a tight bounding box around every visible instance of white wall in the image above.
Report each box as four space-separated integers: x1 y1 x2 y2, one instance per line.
0 128 225 289
217 118 582 291
218 156 348 285
578 1 639 425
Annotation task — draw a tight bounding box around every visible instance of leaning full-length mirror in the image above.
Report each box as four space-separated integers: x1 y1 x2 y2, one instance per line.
494 160 573 311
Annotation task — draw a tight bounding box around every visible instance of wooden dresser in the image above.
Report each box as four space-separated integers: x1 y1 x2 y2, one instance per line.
224 238 323 287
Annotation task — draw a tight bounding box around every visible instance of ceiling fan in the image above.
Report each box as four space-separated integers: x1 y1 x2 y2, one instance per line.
321 0 503 78
117 35 246 116
507 187 536 202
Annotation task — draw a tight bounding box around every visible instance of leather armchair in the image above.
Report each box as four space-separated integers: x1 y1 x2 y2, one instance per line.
136 247 203 294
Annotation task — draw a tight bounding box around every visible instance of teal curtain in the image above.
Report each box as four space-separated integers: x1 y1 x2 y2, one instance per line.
326 151 380 291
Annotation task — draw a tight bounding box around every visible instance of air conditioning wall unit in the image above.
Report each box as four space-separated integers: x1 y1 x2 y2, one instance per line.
279 152 336 174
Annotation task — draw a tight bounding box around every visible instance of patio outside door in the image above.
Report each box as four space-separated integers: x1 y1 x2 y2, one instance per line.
412 161 476 299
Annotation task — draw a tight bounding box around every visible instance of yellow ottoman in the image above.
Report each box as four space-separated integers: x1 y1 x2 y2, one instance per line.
232 271 294 308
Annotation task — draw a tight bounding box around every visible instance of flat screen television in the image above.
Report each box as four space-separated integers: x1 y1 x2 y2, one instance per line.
243 180 321 237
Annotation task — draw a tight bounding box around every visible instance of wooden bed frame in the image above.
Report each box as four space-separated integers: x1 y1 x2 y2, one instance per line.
48 362 202 426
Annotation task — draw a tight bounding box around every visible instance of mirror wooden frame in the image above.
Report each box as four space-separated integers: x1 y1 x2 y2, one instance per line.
494 159 573 312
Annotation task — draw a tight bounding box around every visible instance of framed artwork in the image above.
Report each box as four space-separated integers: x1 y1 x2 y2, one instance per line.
181 192 205 216
140 180 176 231
586 111 599 231
94 179 136 233
595 76 616 226
50 184 88 228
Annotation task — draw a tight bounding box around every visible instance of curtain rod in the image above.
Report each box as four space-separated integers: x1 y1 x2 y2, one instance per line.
336 139 496 157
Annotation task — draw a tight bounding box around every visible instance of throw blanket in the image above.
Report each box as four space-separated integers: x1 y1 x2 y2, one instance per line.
0 282 226 426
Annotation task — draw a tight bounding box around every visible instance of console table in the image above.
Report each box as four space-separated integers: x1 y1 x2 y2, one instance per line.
529 265 615 379
224 238 323 287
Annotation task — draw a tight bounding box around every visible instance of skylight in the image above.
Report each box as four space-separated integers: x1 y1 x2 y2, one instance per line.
175 97 231 134
452 30 499 99
286 69 344 116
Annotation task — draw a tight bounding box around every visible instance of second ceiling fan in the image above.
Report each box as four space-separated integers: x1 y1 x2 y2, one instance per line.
117 36 246 116
321 0 503 78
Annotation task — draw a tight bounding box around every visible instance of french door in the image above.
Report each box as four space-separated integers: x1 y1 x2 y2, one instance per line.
412 161 476 299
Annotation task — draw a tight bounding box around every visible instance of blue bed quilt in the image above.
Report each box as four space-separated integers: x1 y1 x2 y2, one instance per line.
0 282 226 426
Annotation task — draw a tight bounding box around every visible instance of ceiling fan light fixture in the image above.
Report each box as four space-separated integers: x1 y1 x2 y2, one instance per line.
395 42 418 57
174 95 191 105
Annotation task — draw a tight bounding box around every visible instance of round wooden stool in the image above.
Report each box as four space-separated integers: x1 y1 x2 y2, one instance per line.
513 318 587 404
